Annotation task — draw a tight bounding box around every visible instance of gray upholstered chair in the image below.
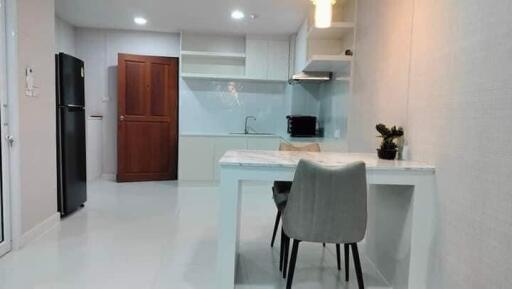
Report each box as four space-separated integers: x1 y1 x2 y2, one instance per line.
283 159 368 289
272 143 348 279
270 143 343 279
271 143 321 248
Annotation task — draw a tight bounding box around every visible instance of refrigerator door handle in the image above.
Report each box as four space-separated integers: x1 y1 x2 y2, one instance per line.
65 104 84 108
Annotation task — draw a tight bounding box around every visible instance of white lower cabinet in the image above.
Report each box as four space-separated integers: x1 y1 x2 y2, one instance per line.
247 137 281 150
287 140 348 153
179 135 282 181
178 136 216 181
179 135 347 181
213 137 247 180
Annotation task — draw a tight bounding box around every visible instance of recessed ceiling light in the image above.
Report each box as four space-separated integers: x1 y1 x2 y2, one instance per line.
134 17 147 25
231 10 245 20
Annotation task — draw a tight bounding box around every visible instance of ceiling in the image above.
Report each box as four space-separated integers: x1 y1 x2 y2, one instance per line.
55 0 311 35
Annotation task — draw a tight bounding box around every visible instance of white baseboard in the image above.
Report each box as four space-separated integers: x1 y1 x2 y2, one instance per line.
20 212 60 248
101 173 115 181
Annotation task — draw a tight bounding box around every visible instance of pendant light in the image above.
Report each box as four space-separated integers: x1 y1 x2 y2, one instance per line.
311 0 336 28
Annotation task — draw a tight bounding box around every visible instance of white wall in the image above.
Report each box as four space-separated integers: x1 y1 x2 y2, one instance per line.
16 0 58 234
75 28 180 177
55 16 75 55
350 0 512 288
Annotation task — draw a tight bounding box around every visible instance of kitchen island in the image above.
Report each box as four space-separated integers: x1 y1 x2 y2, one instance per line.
217 150 436 289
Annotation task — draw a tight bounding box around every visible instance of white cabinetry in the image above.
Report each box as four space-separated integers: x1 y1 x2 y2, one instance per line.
246 37 289 81
213 137 247 180
247 137 281 151
178 136 215 181
179 135 282 181
245 38 268 80
179 135 349 181
268 40 290 81
180 33 289 82
180 33 247 80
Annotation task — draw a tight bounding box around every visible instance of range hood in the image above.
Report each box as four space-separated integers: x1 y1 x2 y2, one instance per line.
288 72 333 85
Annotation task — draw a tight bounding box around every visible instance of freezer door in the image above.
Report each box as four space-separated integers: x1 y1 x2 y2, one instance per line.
57 106 87 215
57 53 85 106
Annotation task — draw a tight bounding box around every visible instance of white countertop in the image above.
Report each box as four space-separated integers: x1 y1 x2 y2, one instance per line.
180 133 280 138
180 133 341 143
219 150 435 172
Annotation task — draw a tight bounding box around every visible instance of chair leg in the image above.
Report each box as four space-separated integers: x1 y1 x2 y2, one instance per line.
344 244 350 282
283 232 290 278
279 228 285 271
271 210 281 247
336 244 341 271
351 243 365 289
286 240 301 289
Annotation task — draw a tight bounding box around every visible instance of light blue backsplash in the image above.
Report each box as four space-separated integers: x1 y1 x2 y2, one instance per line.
179 77 349 139
180 79 291 136
319 80 350 138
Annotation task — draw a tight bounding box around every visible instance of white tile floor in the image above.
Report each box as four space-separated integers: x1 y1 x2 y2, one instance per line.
0 180 389 289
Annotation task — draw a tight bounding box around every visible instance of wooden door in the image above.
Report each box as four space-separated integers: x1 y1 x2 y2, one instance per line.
117 54 178 182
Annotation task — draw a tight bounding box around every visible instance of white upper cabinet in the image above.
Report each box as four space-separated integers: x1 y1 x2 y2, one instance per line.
268 40 290 81
180 33 289 82
245 38 268 80
246 36 290 81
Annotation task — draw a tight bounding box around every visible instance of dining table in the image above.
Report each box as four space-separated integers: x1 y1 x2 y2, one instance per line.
217 150 436 289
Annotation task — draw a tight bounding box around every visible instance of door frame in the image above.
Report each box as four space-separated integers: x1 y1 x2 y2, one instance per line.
0 0 14 256
116 54 180 182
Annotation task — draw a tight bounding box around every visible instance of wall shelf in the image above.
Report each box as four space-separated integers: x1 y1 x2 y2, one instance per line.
180 33 290 83
181 50 246 59
303 54 352 75
294 1 356 78
308 22 355 40
181 72 287 83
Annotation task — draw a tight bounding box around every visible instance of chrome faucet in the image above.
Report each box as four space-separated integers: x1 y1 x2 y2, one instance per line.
244 116 257 134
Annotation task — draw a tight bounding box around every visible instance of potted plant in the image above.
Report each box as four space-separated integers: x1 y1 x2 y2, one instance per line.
376 124 404 160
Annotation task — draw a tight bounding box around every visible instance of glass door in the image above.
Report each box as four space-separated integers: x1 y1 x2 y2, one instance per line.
0 0 11 257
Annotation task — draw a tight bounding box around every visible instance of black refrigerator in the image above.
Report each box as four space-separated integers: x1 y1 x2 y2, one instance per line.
56 53 87 216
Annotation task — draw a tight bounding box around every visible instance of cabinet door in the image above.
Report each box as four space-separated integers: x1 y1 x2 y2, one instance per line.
268 40 290 81
178 136 215 181
245 38 268 80
247 137 281 151
213 137 248 180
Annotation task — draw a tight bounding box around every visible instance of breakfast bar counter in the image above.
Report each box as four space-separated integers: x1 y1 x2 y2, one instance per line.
217 150 436 289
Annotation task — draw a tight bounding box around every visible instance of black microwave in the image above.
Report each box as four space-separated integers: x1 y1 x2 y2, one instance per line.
287 115 317 137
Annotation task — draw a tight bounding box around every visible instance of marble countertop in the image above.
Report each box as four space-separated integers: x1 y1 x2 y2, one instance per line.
180 133 342 143
180 133 280 138
219 150 435 172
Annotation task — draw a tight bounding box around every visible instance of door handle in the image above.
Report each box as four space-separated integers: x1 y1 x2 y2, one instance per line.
120 115 125 121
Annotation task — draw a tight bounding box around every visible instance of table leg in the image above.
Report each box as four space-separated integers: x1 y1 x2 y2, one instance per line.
217 170 242 289
408 176 437 289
